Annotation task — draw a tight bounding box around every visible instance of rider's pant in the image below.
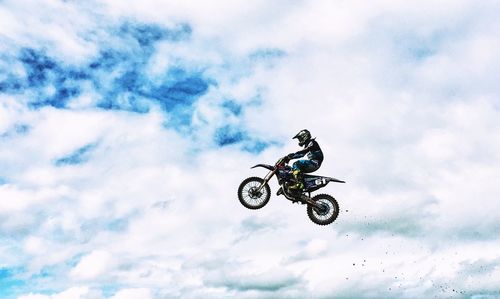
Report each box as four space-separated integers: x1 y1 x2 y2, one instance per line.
292 159 320 174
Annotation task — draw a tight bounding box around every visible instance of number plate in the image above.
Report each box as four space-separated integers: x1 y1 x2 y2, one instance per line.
315 178 325 185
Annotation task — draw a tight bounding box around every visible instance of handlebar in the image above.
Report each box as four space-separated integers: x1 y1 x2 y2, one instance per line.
276 156 290 166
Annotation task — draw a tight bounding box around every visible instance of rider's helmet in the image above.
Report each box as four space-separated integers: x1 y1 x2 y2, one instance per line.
293 129 312 147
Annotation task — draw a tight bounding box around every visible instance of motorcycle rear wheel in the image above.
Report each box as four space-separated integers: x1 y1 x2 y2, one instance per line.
238 177 271 210
307 194 339 225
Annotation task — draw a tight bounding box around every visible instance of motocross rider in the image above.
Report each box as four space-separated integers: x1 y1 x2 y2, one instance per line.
287 129 324 191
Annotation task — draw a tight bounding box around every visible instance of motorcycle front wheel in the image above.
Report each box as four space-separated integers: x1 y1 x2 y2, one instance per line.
238 177 271 210
307 194 339 225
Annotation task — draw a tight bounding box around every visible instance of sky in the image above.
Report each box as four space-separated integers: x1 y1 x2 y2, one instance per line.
1 0 500 298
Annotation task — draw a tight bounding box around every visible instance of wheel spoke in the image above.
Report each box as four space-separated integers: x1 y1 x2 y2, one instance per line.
314 199 335 219
306 195 339 225
241 181 267 206
238 178 271 210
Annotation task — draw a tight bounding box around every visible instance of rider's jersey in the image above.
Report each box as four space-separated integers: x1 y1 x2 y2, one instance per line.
290 139 324 166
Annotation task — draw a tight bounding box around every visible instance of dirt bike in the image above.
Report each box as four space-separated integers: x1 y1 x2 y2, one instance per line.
237 156 345 225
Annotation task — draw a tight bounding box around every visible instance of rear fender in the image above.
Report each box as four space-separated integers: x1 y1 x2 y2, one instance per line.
327 177 346 183
304 176 345 192
303 175 346 185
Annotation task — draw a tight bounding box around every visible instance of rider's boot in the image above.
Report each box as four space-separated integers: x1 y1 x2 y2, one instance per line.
288 169 304 191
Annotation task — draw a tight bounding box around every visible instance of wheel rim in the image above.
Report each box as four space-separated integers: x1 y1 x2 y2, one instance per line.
313 198 335 220
241 181 268 207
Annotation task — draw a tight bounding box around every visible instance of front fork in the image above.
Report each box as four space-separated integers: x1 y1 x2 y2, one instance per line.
256 169 276 193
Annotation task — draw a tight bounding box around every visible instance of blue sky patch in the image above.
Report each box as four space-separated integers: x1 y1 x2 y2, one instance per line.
121 22 167 48
393 31 441 61
242 140 272 154
0 20 208 123
149 75 209 110
116 70 140 92
0 268 25 299
19 48 57 87
214 125 274 154
249 48 286 60
214 125 246 146
408 45 435 60
54 143 98 166
0 124 30 139
29 86 81 109
97 94 151 114
13 124 30 135
106 218 129 232
121 22 191 48
87 23 210 125
89 50 127 71
0 76 23 93
14 48 87 109
222 100 243 116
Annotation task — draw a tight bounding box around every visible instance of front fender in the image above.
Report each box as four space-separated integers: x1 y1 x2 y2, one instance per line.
251 164 274 171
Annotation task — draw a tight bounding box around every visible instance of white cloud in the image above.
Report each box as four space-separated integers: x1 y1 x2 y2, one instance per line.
0 0 99 64
18 287 94 299
284 238 328 264
70 251 115 280
23 236 47 255
108 289 152 299
2 0 500 298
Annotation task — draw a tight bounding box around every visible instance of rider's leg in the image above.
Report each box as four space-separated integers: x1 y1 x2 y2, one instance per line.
289 161 305 190
289 160 320 190
302 160 320 173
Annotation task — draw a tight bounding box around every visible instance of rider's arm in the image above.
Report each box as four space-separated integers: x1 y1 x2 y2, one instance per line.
288 151 306 159
288 143 313 159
